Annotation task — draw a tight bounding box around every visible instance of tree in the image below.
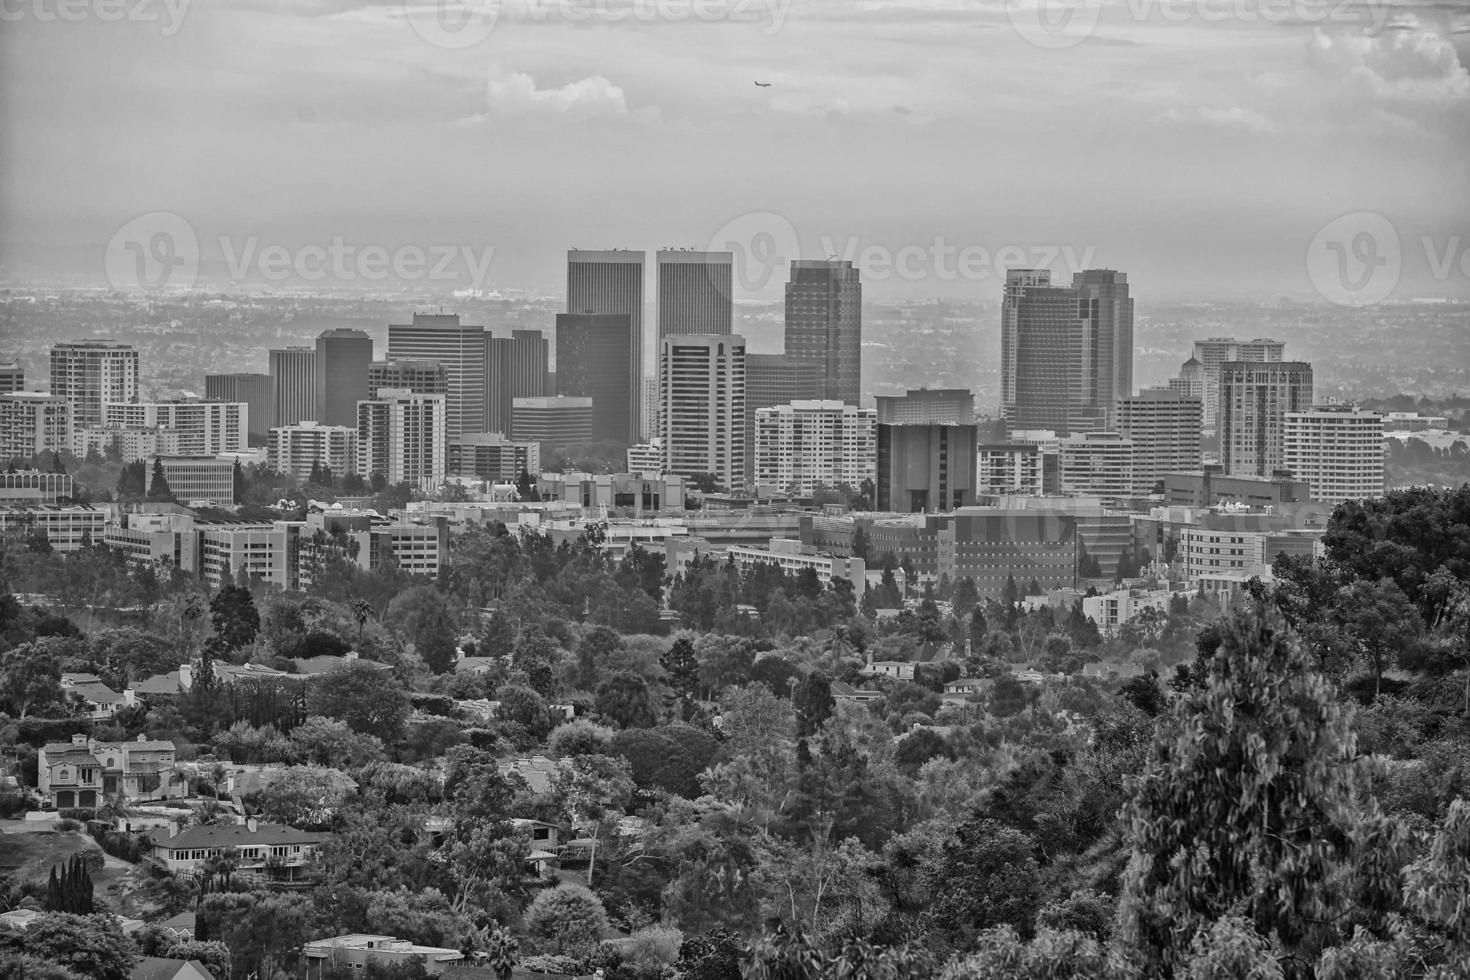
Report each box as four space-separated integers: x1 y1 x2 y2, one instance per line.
524 883 609 957
232 459 248 504
249 765 356 828
199 891 312 980
792 671 835 739
416 612 458 675
0 644 64 718
595 671 656 729
309 662 410 741
927 816 1042 944
0 912 137 980
660 635 699 705
1332 577 1423 698
288 715 386 769
44 854 94 914
210 583 260 651
1117 609 1410 975
576 626 624 691
146 457 175 502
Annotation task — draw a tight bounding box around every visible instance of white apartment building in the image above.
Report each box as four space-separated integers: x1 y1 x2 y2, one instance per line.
77 425 182 463
0 393 72 458
626 438 664 476
357 389 447 491
104 400 247 456
49 341 139 435
1283 406 1384 503
1081 587 1176 636
660 334 746 490
270 421 357 480
1059 432 1135 496
977 444 1044 495
753 400 875 495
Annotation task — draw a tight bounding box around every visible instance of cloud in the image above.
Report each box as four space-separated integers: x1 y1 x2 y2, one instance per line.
460 70 632 123
1307 23 1470 105
1156 105 1277 132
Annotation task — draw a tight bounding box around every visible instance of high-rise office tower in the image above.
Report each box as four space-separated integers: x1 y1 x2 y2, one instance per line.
269 347 317 428
569 250 644 437
1001 269 1134 436
1167 357 1207 406
660 334 746 490
386 313 487 439
874 387 978 512
1220 361 1313 478
487 330 549 436
49 341 139 435
0 362 24 394
784 260 861 404
657 251 733 340
368 359 448 397
511 396 595 446
1116 388 1204 494
206 373 273 437
1283 405 1384 502
876 388 974 426
753 400 876 495
556 313 635 443
1192 337 1285 430
357 388 447 490
314 328 373 429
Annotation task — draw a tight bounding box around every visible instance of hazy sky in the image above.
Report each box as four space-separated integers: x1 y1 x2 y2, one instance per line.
1 0 1467 301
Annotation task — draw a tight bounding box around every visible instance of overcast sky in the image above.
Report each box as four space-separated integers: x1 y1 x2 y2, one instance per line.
1 0 1466 301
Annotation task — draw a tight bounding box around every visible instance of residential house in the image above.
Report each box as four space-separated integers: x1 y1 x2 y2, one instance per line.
131 957 218 980
130 662 301 701
289 652 393 677
302 935 465 977
150 819 324 884
0 909 42 932
38 735 182 808
61 672 132 720
829 680 882 704
512 819 560 880
943 677 990 697
862 660 915 681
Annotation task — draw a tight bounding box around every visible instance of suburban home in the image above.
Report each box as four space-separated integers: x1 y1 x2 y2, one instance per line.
510 818 559 878
61 672 133 720
150 819 324 884
289 652 393 677
38 735 183 809
1081 661 1147 681
303 935 466 976
0 909 42 932
129 662 301 702
154 910 196 942
454 655 498 676
131 957 218 980
862 660 916 681
830 680 882 704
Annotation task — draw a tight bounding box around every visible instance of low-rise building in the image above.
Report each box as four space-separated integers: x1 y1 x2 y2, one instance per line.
1081 588 1176 636
148 457 236 507
150 820 324 884
61 672 132 719
303 935 465 976
0 469 74 505
38 734 182 808
0 505 107 551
